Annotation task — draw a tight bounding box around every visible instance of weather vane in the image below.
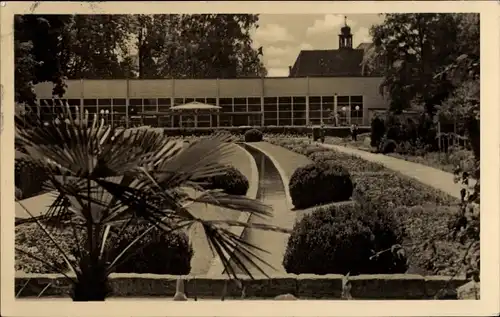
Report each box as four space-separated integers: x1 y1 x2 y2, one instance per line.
344 16 348 26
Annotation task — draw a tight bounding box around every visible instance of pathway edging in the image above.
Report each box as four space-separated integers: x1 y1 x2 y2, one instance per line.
317 142 464 199
205 143 259 277
245 142 293 209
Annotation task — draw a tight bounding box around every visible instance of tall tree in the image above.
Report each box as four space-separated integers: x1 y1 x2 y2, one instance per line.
63 15 137 79
137 14 266 79
362 14 472 114
14 15 72 107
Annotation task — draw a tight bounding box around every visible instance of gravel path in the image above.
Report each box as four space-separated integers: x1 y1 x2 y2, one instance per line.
317 143 464 199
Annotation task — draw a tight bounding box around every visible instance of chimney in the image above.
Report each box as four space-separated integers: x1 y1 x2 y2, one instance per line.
288 66 292 76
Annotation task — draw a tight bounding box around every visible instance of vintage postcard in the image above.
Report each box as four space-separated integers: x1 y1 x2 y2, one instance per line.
1 1 499 316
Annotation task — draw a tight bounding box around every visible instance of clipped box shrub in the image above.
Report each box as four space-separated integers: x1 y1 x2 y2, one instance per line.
283 202 408 275
308 150 386 174
289 161 353 209
380 138 397 154
352 172 458 209
109 223 193 275
197 165 249 196
16 222 193 275
370 116 385 148
15 158 49 200
244 128 263 142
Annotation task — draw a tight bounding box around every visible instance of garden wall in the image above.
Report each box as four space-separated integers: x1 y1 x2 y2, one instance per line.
15 273 472 300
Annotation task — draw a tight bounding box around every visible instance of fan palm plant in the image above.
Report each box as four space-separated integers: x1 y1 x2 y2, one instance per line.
15 101 288 301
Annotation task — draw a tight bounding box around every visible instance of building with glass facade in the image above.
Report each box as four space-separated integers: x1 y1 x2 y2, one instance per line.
34 76 388 128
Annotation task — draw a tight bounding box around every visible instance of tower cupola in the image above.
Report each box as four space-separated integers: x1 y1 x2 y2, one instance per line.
338 16 353 49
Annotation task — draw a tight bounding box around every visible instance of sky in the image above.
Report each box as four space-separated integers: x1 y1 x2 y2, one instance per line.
251 14 385 77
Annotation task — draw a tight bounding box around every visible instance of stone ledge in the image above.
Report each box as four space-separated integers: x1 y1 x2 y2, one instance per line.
15 273 473 299
205 143 260 277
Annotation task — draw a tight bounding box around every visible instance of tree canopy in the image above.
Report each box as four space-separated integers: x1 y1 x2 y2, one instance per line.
14 14 267 105
362 13 479 115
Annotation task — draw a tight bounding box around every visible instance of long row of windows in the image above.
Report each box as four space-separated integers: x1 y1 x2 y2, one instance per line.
37 95 364 127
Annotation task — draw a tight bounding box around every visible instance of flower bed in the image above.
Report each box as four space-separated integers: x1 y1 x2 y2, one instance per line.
267 137 466 276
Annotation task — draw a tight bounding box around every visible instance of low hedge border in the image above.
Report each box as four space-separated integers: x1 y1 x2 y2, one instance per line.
15 272 471 299
162 126 370 138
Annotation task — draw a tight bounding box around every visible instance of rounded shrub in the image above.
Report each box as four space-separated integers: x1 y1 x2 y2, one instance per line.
244 128 263 142
289 161 353 209
370 116 385 147
198 165 249 196
16 222 194 275
380 138 397 154
15 158 49 199
109 223 193 275
283 202 408 275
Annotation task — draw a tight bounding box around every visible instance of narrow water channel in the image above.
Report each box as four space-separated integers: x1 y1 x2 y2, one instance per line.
227 145 293 276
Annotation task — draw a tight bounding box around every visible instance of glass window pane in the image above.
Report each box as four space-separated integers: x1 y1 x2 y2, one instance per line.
158 98 171 106
278 97 291 104
83 99 97 106
129 99 142 106
337 96 349 103
98 99 112 106
113 98 126 106
309 96 321 103
248 97 260 105
322 96 334 103
264 97 277 105
351 96 363 103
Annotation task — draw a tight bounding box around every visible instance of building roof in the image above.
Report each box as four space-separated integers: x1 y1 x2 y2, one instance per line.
356 42 373 51
289 48 366 77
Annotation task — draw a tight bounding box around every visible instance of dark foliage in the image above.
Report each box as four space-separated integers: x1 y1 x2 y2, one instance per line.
108 224 193 275
283 202 408 275
196 165 249 196
370 116 386 147
244 128 263 142
289 161 353 209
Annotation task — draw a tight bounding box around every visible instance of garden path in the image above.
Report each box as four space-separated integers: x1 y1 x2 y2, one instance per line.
317 143 464 199
230 142 311 276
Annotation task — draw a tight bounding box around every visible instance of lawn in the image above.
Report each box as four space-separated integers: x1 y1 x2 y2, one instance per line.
266 137 467 277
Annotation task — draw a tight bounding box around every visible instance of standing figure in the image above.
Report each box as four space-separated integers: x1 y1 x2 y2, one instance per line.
351 124 358 141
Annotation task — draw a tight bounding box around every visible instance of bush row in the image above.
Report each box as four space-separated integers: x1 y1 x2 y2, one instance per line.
15 159 49 200
16 222 193 275
162 126 370 138
268 138 464 276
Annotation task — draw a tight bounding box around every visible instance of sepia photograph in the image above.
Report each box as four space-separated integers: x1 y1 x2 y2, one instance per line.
1 1 498 317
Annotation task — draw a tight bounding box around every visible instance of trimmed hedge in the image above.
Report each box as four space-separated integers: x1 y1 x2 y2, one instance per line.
109 224 193 275
283 202 408 275
15 222 193 275
352 172 458 209
197 165 249 196
244 128 263 142
370 116 385 147
308 149 386 174
15 158 49 199
162 126 370 138
289 161 353 209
